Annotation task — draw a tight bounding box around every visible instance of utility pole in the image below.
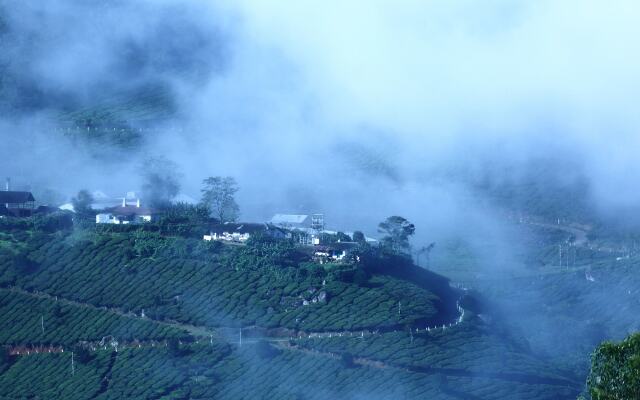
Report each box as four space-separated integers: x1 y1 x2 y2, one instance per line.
558 244 562 267
41 315 44 335
239 327 242 347
71 352 75 376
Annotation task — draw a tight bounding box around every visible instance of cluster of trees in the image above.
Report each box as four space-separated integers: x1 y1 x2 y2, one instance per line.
71 157 240 226
137 156 240 223
378 216 415 255
586 332 640 399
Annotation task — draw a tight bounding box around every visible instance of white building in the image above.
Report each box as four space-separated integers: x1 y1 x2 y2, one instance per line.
203 223 289 243
269 214 312 229
96 198 156 225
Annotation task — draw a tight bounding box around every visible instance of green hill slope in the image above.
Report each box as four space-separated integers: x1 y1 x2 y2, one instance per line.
0 223 581 399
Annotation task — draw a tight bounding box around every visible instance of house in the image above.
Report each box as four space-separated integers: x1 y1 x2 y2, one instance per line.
96 198 157 224
203 223 290 243
313 242 359 263
59 190 140 213
270 214 326 245
0 179 36 217
269 213 325 229
270 214 312 229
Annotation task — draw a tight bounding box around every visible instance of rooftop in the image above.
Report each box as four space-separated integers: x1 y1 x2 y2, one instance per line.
210 222 286 235
0 191 35 204
270 214 310 225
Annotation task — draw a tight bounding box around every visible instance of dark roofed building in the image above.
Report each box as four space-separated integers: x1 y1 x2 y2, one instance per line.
0 190 36 217
0 191 35 208
95 199 158 225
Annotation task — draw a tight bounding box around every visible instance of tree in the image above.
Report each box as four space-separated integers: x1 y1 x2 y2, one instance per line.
71 190 94 215
336 232 351 242
200 176 239 223
73 345 93 364
587 332 640 399
378 216 415 255
141 156 181 208
352 231 366 244
415 242 436 268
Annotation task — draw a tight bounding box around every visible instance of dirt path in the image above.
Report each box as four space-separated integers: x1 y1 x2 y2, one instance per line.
525 221 589 246
3 286 217 337
3 287 466 357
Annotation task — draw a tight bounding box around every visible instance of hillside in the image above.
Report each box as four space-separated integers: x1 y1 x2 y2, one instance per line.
0 219 582 399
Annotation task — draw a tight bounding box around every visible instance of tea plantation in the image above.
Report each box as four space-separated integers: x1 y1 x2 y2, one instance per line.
0 225 584 399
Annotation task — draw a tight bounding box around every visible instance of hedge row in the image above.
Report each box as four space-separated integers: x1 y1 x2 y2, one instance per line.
0 288 188 346
0 233 445 331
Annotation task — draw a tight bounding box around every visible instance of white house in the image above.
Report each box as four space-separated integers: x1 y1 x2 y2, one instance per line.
270 214 312 229
203 223 289 243
96 198 157 225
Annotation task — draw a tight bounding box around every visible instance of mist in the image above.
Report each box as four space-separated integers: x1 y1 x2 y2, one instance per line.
1 1 638 287
3 1 640 398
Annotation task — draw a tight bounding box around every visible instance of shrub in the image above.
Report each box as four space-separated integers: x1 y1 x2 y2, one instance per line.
340 352 355 368
12 252 39 275
255 340 280 360
73 345 93 364
167 338 186 357
587 333 640 400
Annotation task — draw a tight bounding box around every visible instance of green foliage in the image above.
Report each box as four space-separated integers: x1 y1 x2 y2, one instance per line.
336 232 352 242
0 233 446 331
330 264 369 286
587 333 640 400
0 289 187 346
73 345 94 364
294 319 577 390
33 211 74 232
0 230 587 400
352 230 366 243
378 216 415 255
56 84 175 151
230 236 302 269
0 347 9 366
255 340 280 360
12 251 39 275
340 351 355 368
167 337 188 357
0 211 73 234
156 202 211 237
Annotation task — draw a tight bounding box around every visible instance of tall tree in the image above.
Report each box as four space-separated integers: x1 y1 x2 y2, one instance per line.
352 231 366 244
71 190 94 215
378 216 415 255
587 332 640 400
141 156 181 208
200 176 239 223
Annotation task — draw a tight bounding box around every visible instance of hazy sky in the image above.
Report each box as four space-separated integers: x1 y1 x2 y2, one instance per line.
2 0 640 233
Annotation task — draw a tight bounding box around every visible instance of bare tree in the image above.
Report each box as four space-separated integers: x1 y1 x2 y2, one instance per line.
200 176 239 223
141 156 181 208
72 190 94 215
